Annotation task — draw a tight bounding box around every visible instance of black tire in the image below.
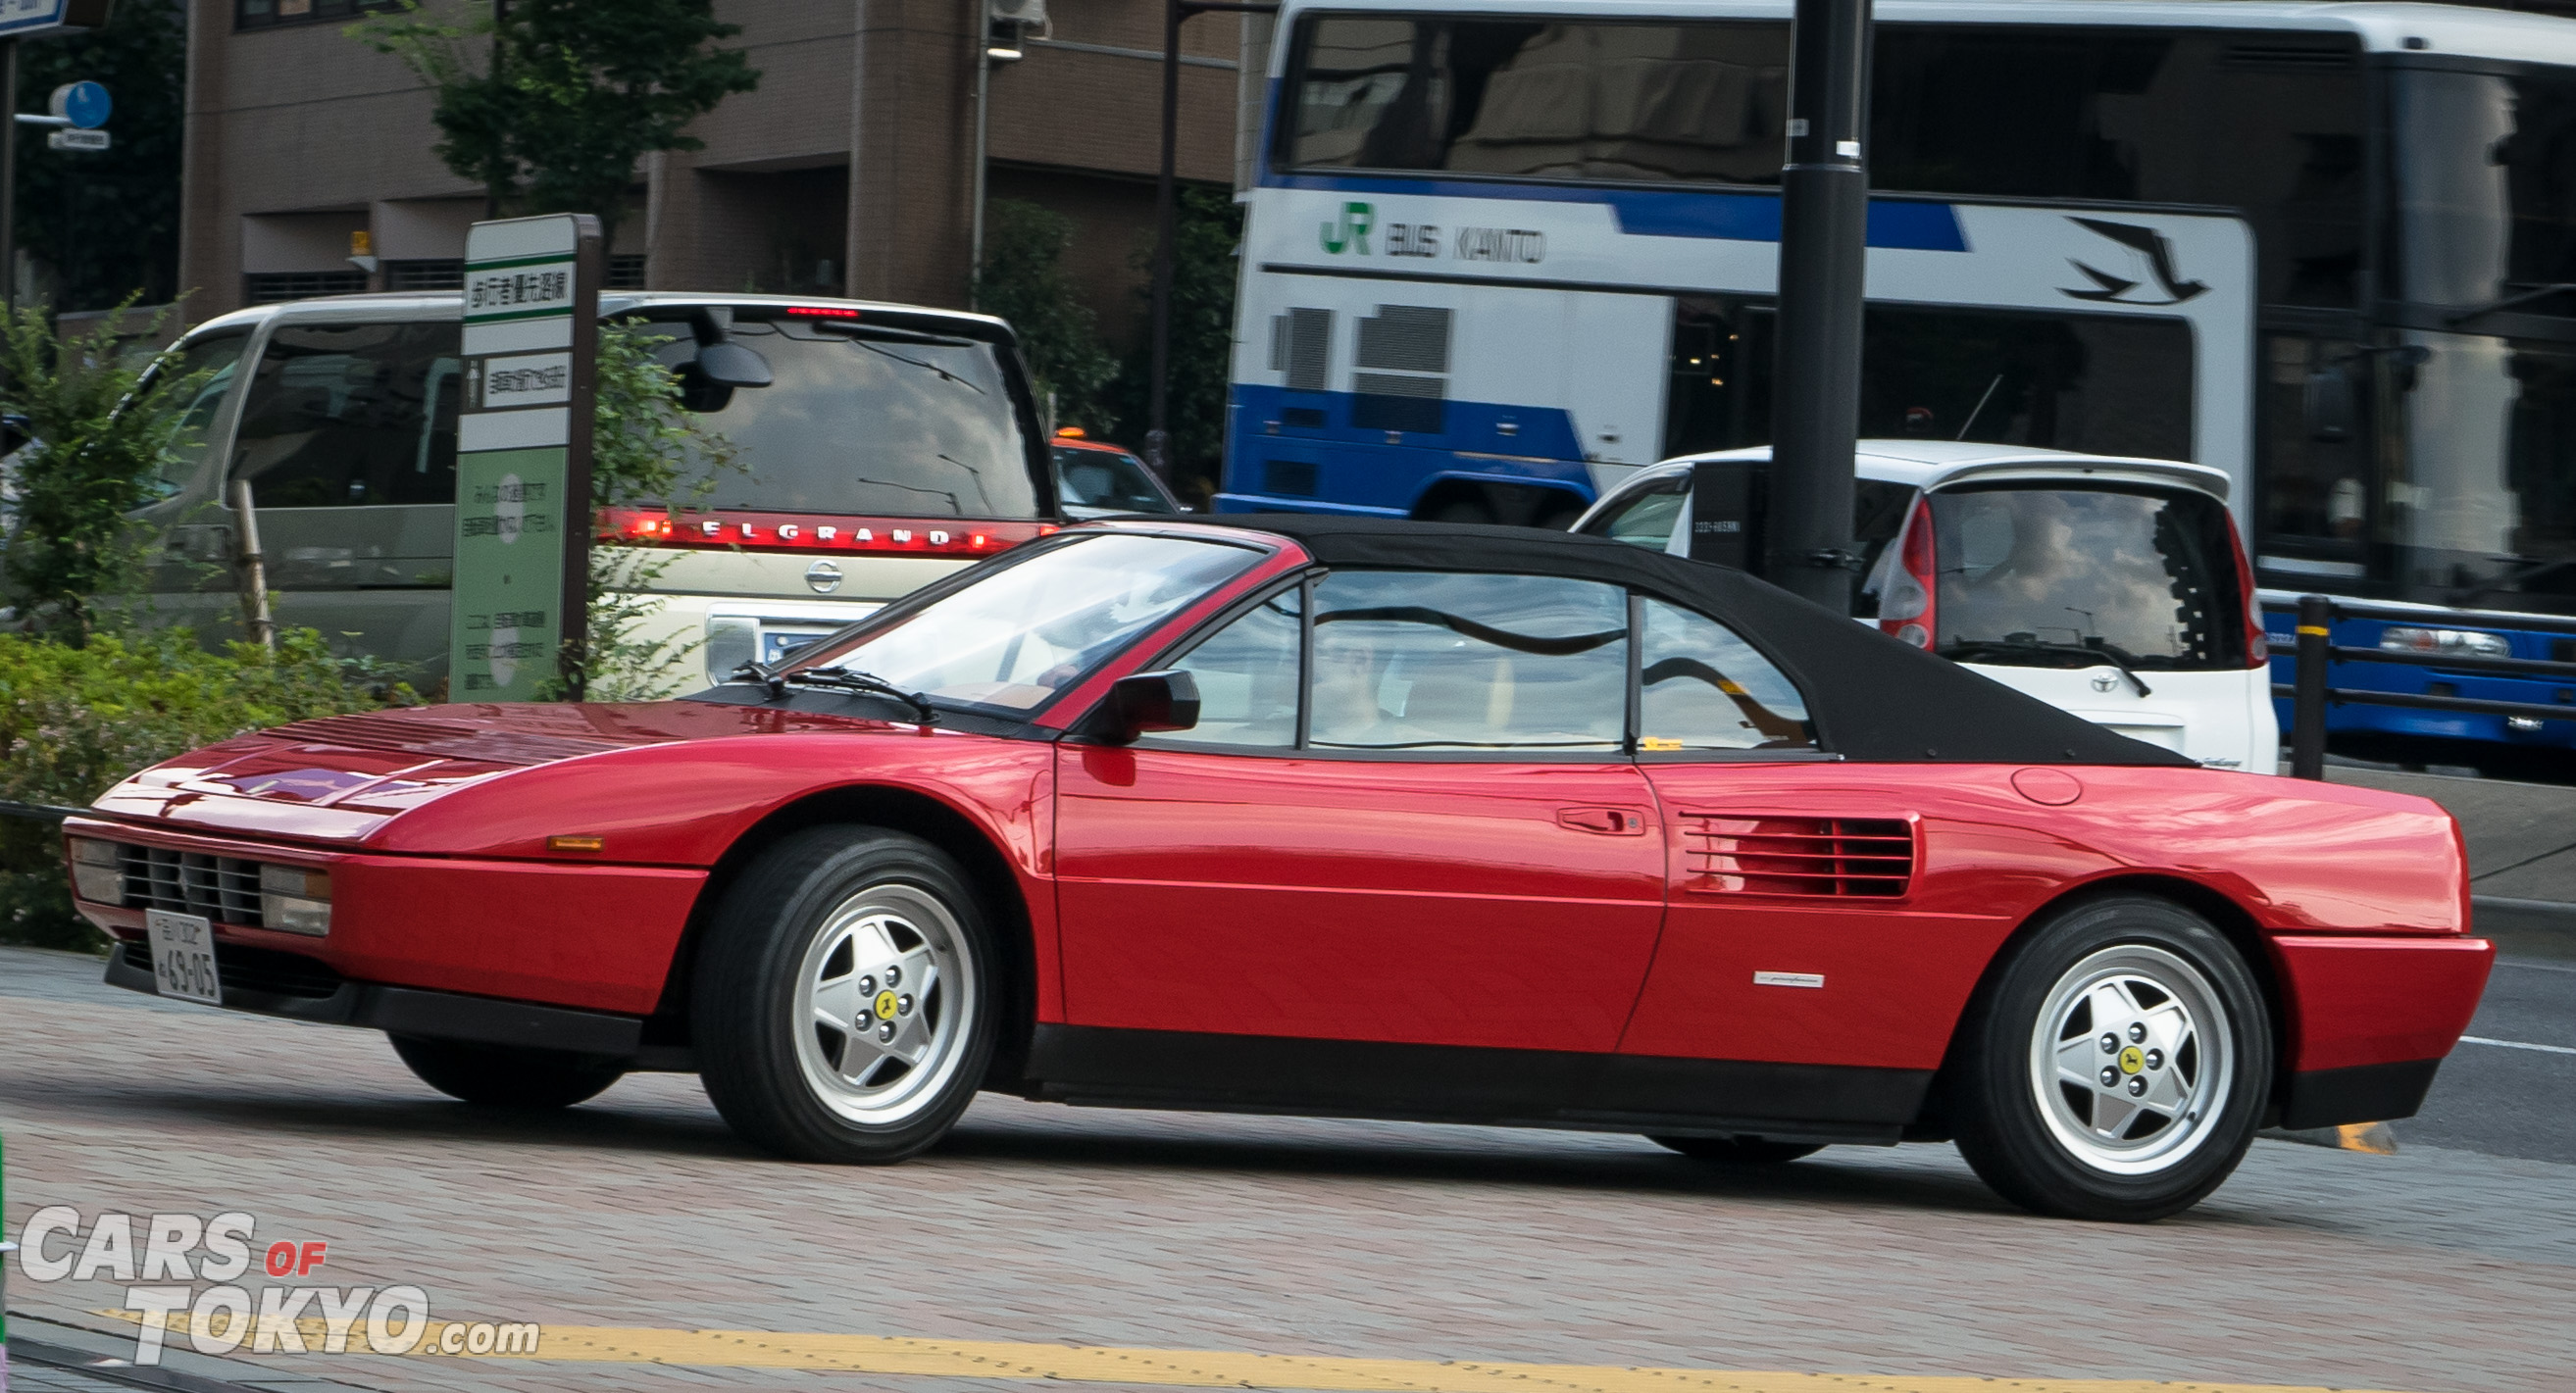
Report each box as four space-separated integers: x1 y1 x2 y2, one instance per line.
387 1035 626 1109
1424 499 1497 525
1649 1135 1825 1165
1948 894 2272 1222
692 825 1000 1164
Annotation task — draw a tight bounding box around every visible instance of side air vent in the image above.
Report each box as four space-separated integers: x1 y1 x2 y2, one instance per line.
1681 816 1915 898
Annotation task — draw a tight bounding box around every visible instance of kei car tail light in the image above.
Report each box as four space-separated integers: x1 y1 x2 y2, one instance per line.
259 865 332 937
1878 495 1937 649
2228 524 2268 668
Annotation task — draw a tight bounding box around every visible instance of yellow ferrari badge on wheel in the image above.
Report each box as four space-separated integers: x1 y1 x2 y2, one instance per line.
874 989 900 1021
2118 1045 2146 1074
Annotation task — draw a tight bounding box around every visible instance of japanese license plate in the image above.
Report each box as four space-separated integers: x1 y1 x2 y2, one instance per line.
145 910 223 1006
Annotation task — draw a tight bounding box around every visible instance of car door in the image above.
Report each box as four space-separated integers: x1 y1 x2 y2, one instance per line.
136 324 262 637
1614 597 1968 1078
1054 569 1666 1053
228 318 463 679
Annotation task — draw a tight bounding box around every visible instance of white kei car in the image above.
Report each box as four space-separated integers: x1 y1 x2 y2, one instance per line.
1571 442 2277 771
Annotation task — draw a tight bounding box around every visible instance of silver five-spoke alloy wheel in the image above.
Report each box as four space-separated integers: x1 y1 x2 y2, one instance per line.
2029 944 2234 1175
791 882 977 1125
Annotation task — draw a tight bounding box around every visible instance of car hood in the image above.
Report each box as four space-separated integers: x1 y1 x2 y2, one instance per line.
89 701 888 843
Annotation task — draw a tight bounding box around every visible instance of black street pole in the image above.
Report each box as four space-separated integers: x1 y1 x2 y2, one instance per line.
1146 0 1276 486
1145 0 1183 483
1766 0 1873 614
2 37 18 316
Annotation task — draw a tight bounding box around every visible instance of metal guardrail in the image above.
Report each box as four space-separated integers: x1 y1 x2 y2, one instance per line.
2268 593 2576 778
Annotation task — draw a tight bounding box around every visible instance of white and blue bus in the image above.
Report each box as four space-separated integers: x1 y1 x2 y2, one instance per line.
1223 0 2576 757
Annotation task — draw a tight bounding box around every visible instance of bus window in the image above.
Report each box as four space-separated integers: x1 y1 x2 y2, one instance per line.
1286 15 1789 186
1663 298 2194 464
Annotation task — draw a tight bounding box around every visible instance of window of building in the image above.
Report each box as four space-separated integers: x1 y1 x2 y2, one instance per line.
244 271 370 304
236 1 402 30
384 260 464 292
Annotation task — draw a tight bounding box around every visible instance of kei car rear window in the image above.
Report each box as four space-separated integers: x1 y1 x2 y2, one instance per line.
1929 483 2246 672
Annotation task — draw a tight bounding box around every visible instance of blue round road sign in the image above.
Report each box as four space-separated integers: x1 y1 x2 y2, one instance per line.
52 81 110 130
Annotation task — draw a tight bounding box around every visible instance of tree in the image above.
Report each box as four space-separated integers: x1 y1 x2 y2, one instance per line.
0 299 203 641
14 0 187 310
977 199 1118 436
1109 186 1242 501
353 0 759 250
542 320 743 702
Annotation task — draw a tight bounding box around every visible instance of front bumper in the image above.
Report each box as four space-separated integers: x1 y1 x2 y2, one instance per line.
69 819 707 1018
102 940 658 1061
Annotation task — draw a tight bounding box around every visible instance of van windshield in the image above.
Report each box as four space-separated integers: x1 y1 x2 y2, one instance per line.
633 312 1040 520
1929 484 2246 671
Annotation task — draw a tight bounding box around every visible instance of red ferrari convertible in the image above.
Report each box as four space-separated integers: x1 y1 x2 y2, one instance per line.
66 517 2491 1221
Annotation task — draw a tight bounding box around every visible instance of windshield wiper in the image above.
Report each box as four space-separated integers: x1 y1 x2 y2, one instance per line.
729 662 936 722
1942 637 2155 698
833 333 988 395
2445 282 2576 327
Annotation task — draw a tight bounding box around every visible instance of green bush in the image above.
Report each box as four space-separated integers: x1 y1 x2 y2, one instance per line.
0 628 412 951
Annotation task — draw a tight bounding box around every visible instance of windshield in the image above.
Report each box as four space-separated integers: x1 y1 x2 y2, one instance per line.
2390 66 2576 314
782 532 1261 712
636 312 1040 519
1931 485 2247 671
1055 444 1175 514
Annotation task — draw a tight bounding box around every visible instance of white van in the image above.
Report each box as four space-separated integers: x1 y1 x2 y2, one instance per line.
135 292 1056 692
1572 442 2276 771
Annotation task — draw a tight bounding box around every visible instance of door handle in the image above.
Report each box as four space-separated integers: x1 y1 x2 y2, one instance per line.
1557 806 1648 836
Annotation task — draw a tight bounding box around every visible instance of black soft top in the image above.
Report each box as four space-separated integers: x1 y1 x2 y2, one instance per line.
1202 514 2194 768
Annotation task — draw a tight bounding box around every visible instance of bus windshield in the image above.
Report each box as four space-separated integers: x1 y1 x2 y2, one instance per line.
632 312 1041 520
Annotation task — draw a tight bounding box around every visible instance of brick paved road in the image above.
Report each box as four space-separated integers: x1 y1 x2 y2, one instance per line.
4 945 2571 1393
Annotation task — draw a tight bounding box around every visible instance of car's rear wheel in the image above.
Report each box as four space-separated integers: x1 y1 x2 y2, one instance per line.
693 826 997 1164
1648 1135 1825 1165
387 1036 626 1108
1950 894 2270 1221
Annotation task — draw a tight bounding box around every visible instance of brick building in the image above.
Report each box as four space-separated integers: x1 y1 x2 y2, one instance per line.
177 0 1248 342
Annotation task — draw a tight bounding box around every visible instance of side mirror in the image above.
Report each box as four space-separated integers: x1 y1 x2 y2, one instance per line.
0 413 30 456
694 341 773 387
1090 670 1200 745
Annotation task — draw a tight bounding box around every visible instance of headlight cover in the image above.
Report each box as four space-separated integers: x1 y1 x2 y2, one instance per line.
67 837 121 904
259 864 331 937
2380 625 2511 660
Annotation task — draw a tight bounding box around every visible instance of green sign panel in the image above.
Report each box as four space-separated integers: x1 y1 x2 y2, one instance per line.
448 213 599 701
452 446 568 700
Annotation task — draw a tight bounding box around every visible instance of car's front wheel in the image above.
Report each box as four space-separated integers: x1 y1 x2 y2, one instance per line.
693 826 998 1164
1949 894 2271 1221
388 1036 626 1108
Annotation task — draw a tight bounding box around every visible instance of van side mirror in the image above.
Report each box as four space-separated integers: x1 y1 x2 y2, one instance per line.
1089 670 1200 744
695 341 773 388
0 413 30 456
2304 366 2356 442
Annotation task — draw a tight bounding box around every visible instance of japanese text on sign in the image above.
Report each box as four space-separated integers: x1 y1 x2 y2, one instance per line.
463 263 575 320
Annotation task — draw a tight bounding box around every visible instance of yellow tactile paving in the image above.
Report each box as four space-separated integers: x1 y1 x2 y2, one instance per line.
96 1310 2420 1393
